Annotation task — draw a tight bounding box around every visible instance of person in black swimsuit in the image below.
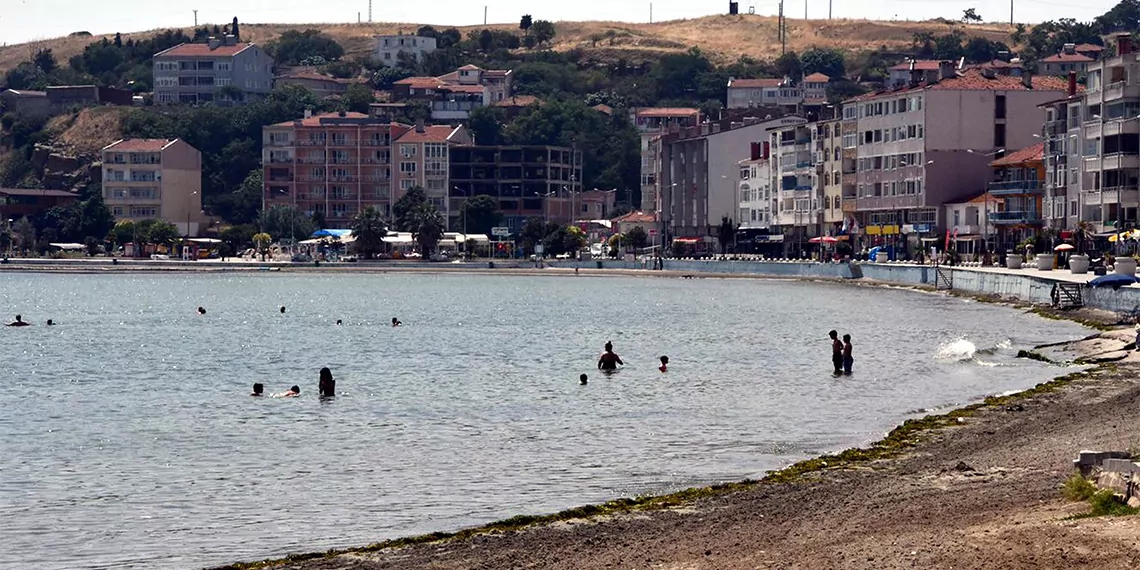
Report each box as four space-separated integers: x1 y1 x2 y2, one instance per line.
598 341 623 371
829 330 842 374
319 367 335 397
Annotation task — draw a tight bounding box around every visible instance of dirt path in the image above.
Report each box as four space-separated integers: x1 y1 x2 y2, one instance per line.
217 334 1140 570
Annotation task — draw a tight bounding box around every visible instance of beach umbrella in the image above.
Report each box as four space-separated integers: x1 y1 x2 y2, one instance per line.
1054 243 1075 252
1088 273 1140 288
808 236 838 244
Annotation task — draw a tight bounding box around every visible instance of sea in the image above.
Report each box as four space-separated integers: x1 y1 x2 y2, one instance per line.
0 271 1090 569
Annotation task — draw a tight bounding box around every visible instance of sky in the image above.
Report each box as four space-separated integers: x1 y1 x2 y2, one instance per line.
0 0 1122 46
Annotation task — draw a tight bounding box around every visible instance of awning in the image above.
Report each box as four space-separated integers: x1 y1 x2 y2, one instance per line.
953 234 983 241
311 229 353 238
673 237 700 244
48 242 85 251
187 238 221 244
382 235 414 244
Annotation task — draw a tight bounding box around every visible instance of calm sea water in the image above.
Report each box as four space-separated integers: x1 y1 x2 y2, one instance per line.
0 272 1089 569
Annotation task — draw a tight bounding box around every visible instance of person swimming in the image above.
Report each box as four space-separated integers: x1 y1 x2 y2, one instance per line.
276 385 301 398
580 373 588 385
598 341 623 371
45 319 55 326
659 355 669 372
336 319 343 325
391 317 402 327
6 314 31 327
319 367 335 397
251 383 264 397
197 307 206 315
280 306 286 314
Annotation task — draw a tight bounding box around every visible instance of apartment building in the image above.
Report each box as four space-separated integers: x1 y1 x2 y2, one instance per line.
153 36 274 105
631 107 700 213
102 139 204 235
657 115 804 244
943 193 999 255
1042 44 1096 77
449 146 581 230
0 188 79 220
816 117 844 230
987 142 1045 250
845 67 1067 255
803 73 830 105
373 33 437 66
1077 33 1140 233
274 69 360 98
726 78 803 111
737 148 774 230
262 111 405 226
767 121 822 250
1040 73 1084 232
392 124 472 218
393 65 513 121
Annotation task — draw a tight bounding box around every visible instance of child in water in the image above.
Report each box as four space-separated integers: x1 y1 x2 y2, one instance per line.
842 334 853 375
659 355 669 372
251 383 264 397
276 385 300 398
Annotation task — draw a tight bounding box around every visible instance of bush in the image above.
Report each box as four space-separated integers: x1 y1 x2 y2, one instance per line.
1062 471 1096 502
1088 489 1138 517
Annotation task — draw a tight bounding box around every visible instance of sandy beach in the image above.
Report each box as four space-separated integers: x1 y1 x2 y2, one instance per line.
200 315 1140 570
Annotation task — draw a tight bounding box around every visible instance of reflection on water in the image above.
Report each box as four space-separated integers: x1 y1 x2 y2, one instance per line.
0 272 1089 569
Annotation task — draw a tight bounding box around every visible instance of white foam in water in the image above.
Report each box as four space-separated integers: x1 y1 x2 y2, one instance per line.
936 338 977 361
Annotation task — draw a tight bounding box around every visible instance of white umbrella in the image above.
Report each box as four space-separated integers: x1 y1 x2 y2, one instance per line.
1054 243 1075 252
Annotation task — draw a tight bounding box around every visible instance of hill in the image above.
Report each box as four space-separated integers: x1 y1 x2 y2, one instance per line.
0 15 1015 74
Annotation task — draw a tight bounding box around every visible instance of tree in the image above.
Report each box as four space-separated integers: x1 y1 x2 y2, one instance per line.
478 29 494 52
531 20 557 46
13 217 35 254
340 83 375 114
626 225 649 250
350 206 389 259
458 194 503 235
218 169 263 225
520 15 533 36
266 29 345 66
0 225 10 255
231 17 241 41
519 217 547 256
144 220 179 248
775 51 802 79
716 216 737 255
110 220 136 250
220 224 256 258
392 186 428 232
962 8 982 23
252 232 272 260
33 49 57 74
467 106 503 145
799 47 846 79
259 205 316 242
113 33 123 48
411 203 445 255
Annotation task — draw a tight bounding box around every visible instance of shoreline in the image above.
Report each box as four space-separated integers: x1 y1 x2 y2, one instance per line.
205 303 1139 570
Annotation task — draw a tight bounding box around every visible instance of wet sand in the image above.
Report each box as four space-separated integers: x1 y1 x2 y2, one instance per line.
211 322 1140 570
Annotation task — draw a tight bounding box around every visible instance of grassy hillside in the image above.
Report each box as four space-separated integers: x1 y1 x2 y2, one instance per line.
0 15 1014 74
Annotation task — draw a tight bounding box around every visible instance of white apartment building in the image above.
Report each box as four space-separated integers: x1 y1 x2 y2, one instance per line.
738 152 774 229
767 121 821 242
631 107 699 214
1040 73 1083 231
373 34 438 66
727 78 801 111
1077 33 1140 233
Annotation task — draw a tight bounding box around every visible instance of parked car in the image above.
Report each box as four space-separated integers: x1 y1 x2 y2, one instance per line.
430 252 450 262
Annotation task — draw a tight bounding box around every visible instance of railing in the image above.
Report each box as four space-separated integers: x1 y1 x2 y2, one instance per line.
266 158 293 164
794 184 813 191
298 140 326 146
330 175 358 182
1105 80 1127 98
298 157 325 164
988 179 1044 194
988 210 1041 223
795 161 813 168
328 139 357 146
361 140 389 147
298 175 325 182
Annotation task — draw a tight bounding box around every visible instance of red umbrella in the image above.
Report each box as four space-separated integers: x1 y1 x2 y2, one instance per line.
809 236 838 244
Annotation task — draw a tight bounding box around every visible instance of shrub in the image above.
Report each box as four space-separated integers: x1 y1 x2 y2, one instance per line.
1062 471 1096 502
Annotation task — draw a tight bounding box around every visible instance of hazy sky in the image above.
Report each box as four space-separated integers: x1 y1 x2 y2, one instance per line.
1 0 1119 45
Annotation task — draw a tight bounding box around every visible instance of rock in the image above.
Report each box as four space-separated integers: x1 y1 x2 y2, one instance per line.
1004 404 1025 412
1127 496 1140 509
1095 471 1131 496
954 461 975 472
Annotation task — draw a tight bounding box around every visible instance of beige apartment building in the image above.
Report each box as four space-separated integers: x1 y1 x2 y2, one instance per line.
816 117 844 229
392 124 472 218
631 107 699 213
102 139 204 235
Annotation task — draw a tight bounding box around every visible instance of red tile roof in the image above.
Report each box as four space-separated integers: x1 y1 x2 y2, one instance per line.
729 78 783 88
0 187 79 198
613 210 658 224
457 64 482 71
270 112 374 128
155 42 255 57
636 107 700 118
591 104 613 115
104 139 174 152
1075 43 1104 52
437 83 485 94
804 72 830 82
990 142 1044 167
966 192 1001 205
1042 52 1094 63
395 76 444 89
971 59 1023 69
395 125 462 144
888 59 947 71
846 69 1070 102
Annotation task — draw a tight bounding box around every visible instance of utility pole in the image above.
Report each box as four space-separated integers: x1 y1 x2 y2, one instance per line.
1010 0 1014 25
369 0 373 23
778 0 786 54
804 0 807 20
484 6 488 25
193 10 198 27
650 3 653 23
829 0 832 19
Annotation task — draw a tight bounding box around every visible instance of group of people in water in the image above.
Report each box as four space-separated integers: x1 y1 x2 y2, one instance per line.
829 330 855 375
251 367 337 398
578 342 669 385
6 315 53 326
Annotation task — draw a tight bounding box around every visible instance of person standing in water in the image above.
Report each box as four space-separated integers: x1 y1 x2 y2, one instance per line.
391 317 402 327
828 330 843 375
598 341 623 371
580 374 588 385
659 355 669 372
251 383 264 397
6 315 31 327
319 367 335 397
842 334 854 375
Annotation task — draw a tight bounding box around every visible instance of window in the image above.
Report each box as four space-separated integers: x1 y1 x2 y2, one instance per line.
426 179 446 191
129 188 157 199
216 62 231 71
111 206 124 216
425 160 447 177
399 161 417 175
107 188 128 199
993 123 1006 148
995 95 1007 120
216 77 231 86
400 179 415 190
400 144 417 158
129 206 158 218
424 143 447 158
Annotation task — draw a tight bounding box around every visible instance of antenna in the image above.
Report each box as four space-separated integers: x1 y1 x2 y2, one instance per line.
193 9 198 27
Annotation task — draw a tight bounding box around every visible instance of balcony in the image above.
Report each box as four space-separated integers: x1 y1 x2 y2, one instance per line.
795 160 813 168
330 175 359 182
1102 81 1140 101
298 157 325 164
298 175 325 182
265 157 294 164
988 210 1041 224
987 179 1044 196
328 139 358 147
361 139 390 147
298 139 326 146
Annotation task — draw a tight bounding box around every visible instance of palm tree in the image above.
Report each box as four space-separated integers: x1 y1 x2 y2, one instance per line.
350 206 388 259
252 232 272 261
411 204 444 256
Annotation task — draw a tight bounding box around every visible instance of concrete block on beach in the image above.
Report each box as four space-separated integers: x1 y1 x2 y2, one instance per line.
1074 450 1132 476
